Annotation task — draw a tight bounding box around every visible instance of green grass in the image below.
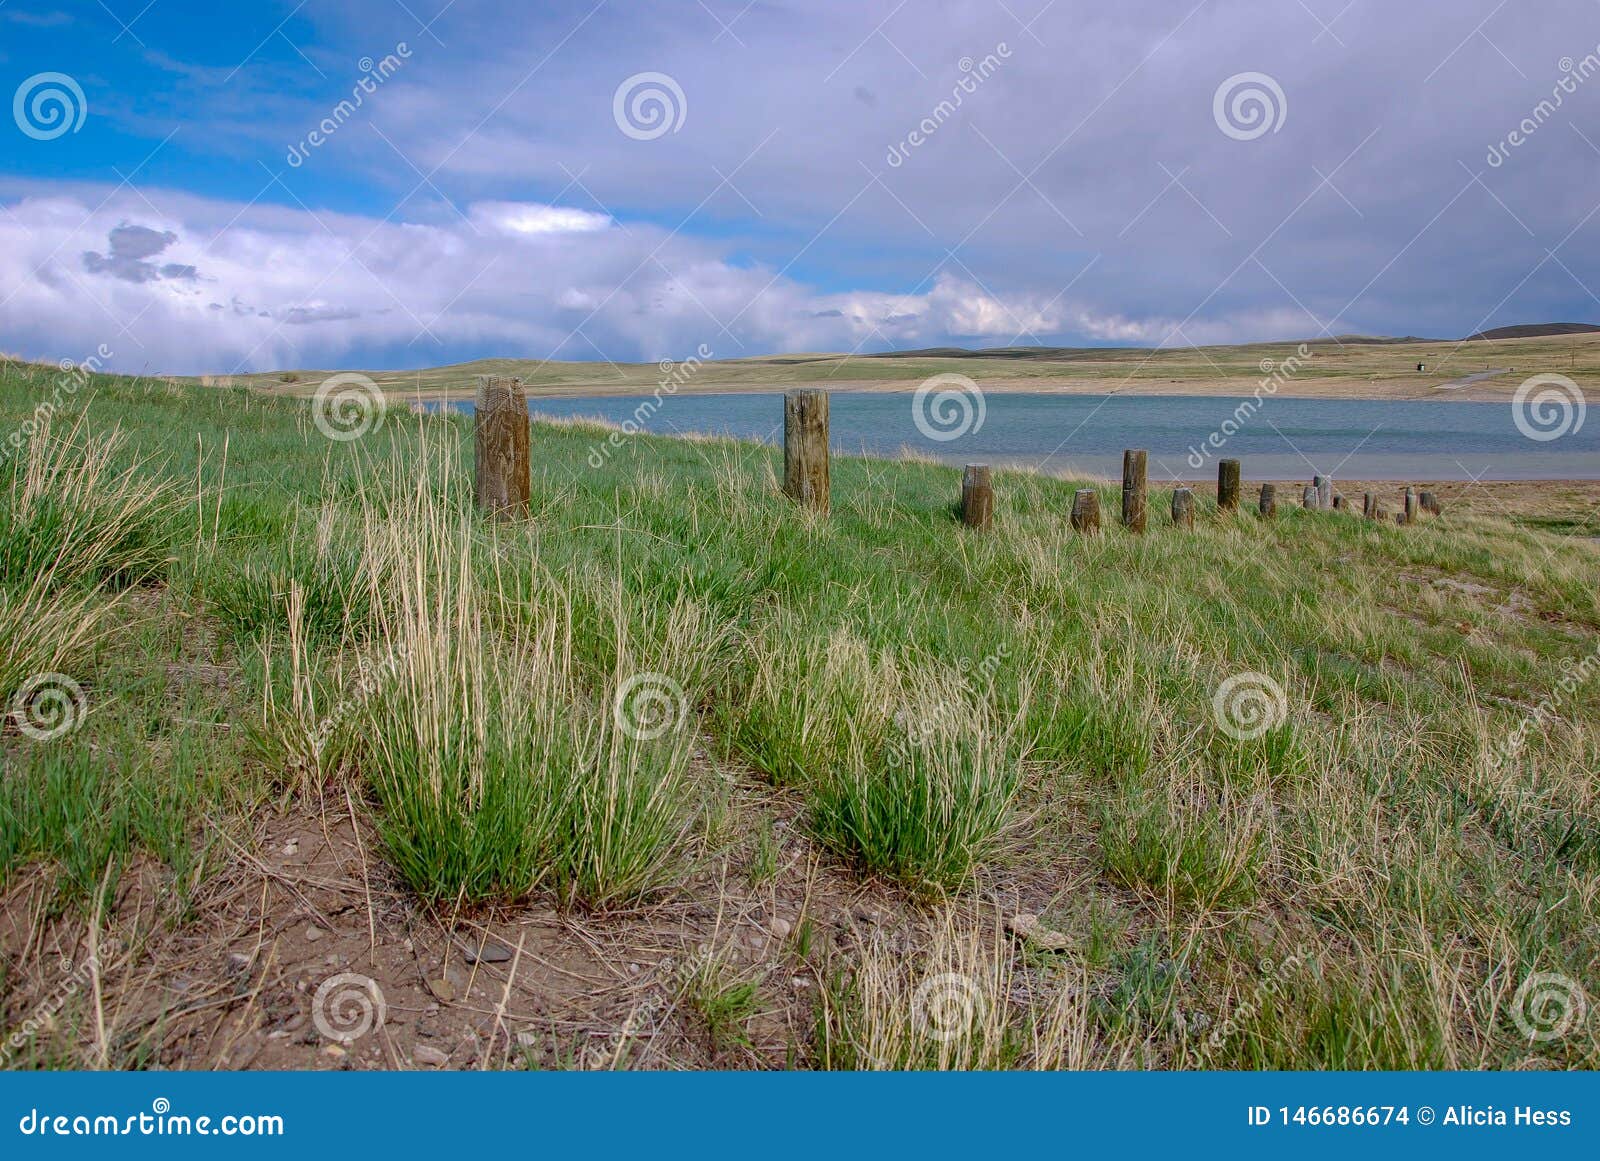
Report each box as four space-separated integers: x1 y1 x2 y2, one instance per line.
1 357 1597 1069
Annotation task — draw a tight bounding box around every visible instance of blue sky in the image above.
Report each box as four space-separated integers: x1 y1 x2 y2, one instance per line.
3 0 1600 373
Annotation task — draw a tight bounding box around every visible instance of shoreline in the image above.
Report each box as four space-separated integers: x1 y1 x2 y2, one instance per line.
375 375 1534 405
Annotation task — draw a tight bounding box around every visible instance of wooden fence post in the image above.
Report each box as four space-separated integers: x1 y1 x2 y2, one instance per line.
1314 474 1332 510
1171 487 1195 528
1302 485 1318 509
1121 449 1148 533
1332 494 1347 511
474 375 530 517
1217 459 1241 511
783 389 830 514
1259 483 1277 517
1362 492 1376 519
1071 488 1101 534
1404 487 1418 525
1420 490 1441 516
960 464 993 529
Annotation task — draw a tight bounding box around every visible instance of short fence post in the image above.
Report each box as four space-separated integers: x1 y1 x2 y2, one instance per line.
1314 474 1332 510
474 375 530 517
1332 494 1347 511
1121 449 1148 533
1259 483 1277 517
1218 459 1241 511
1071 488 1101 534
1404 487 1419 525
1420 490 1441 516
1171 487 1195 528
1302 485 1318 509
783 389 830 514
960 464 993 530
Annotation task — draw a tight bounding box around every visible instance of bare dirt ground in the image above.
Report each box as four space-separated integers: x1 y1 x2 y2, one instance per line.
0 756 1099 1071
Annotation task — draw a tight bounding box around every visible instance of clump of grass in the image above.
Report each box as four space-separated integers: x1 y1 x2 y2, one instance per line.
0 418 178 722
200 508 371 646
345 450 702 909
0 415 175 592
816 908 1112 1070
1097 770 1269 910
728 634 1021 890
678 950 761 1057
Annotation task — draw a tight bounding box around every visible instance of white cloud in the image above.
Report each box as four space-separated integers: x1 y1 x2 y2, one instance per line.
0 183 1130 373
470 201 611 235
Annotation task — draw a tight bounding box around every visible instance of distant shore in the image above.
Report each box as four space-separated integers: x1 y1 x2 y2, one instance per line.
378 374 1532 404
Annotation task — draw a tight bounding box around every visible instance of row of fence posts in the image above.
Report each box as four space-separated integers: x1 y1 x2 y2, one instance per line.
470 381 1444 527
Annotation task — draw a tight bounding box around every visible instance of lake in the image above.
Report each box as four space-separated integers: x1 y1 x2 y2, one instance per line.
432 391 1599 481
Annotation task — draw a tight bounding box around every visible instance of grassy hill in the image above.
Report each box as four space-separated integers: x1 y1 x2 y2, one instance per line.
198 328 1600 404
0 358 1596 1070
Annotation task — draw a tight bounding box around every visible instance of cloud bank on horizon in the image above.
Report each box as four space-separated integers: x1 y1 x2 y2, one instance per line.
2 0 1598 374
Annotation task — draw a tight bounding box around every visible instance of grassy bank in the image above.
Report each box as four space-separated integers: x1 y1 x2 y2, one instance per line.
216 329 1600 403
1 358 1596 1070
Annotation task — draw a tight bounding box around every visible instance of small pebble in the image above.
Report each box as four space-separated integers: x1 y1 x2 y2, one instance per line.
413 1044 450 1068
304 925 325 943
464 942 512 965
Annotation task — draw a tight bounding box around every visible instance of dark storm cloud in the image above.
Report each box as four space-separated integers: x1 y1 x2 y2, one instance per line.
81 223 196 284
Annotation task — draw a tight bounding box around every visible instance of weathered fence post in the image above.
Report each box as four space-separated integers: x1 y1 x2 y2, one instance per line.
474 375 530 517
1121 449 1148 533
1259 483 1277 518
1420 490 1441 516
1171 487 1195 528
1332 494 1347 511
1404 487 1419 525
1362 492 1376 519
1217 459 1241 511
1071 488 1101 534
783 389 830 514
960 464 993 530
1302 485 1318 509
1314 474 1332 510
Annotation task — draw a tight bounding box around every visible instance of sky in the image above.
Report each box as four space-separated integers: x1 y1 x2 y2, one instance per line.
1 0 1599 374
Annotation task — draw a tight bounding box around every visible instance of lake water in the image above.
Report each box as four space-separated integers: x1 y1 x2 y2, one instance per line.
434 392 1600 481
